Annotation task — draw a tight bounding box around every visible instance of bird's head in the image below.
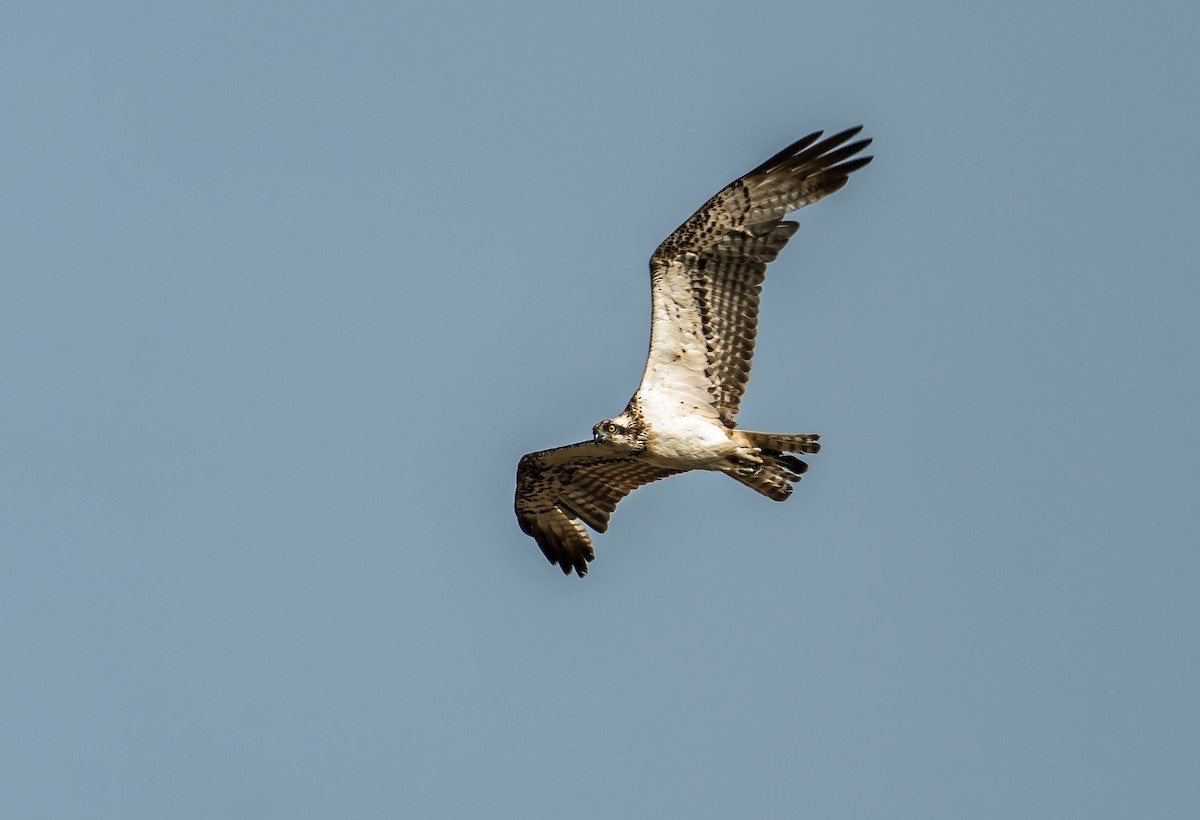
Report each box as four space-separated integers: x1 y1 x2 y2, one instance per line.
593 412 645 451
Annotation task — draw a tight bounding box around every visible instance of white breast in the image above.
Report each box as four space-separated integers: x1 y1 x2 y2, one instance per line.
637 388 735 469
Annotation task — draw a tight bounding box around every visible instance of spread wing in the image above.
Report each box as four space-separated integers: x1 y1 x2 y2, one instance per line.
515 442 681 577
638 127 872 426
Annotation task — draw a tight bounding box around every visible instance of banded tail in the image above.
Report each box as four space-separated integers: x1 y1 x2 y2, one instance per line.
728 432 821 501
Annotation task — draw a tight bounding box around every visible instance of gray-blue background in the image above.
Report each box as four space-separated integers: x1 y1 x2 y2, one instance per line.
4 2 1197 817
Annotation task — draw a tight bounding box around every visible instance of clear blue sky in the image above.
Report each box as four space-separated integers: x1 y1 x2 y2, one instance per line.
3 2 1198 817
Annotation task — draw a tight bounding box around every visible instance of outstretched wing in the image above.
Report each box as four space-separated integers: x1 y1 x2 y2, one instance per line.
639 127 872 426
515 442 681 577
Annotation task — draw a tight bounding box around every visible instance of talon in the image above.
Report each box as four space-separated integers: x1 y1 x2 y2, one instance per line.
732 446 764 476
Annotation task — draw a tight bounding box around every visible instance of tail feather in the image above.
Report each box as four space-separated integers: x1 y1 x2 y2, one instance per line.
727 432 820 501
740 431 820 455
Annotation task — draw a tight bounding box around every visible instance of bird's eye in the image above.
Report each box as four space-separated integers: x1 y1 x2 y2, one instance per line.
606 423 617 433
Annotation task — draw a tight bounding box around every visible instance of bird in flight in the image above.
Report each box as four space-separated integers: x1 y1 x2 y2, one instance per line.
515 127 872 576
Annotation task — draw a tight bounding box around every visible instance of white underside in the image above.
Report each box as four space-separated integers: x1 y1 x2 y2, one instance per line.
635 388 749 471
631 258 754 471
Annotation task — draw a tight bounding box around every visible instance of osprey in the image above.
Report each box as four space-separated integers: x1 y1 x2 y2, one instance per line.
515 127 872 576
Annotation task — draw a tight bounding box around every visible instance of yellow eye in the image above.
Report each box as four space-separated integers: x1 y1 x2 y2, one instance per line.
606 423 617 433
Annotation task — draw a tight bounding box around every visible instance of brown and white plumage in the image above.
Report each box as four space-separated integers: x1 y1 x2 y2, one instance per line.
516 441 681 577
515 127 872 576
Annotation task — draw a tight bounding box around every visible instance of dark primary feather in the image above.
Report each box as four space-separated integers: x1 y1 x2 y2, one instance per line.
648 127 873 424
514 443 679 577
